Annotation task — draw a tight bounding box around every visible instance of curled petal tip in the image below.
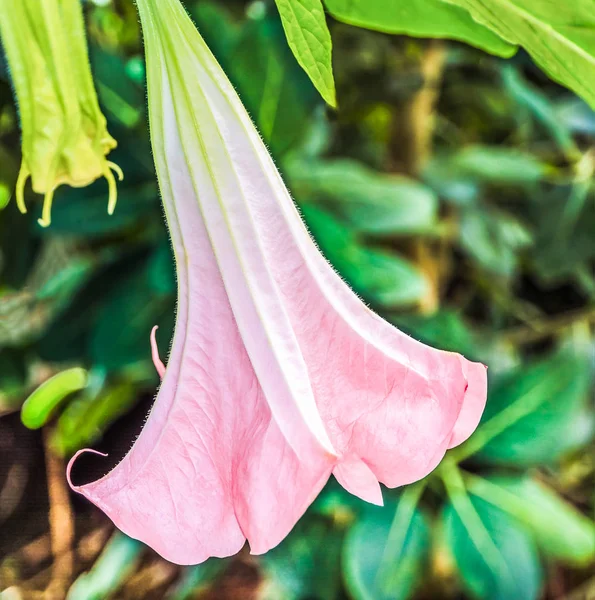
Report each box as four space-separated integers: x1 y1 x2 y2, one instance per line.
105 166 119 216
150 325 166 379
108 161 124 182
15 168 29 214
66 448 109 491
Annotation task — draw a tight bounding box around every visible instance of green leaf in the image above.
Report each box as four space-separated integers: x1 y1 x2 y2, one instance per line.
89 46 144 128
260 516 343 600
467 475 595 566
442 492 542 600
274 0 336 107
501 66 579 159
343 490 429 600
456 349 594 466
21 367 88 429
323 0 516 57
530 185 595 285
459 206 532 277
302 205 429 307
288 158 438 235
449 146 548 185
444 0 595 108
0 241 97 348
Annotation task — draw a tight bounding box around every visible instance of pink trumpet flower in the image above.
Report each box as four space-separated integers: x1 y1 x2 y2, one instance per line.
67 0 487 565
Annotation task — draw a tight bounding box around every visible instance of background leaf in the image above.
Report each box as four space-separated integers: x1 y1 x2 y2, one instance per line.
343 497 430 600
442 494 543 600
445 0 595 108
324 0 516 57
274 0 336 106
288 158 438 235
468 349 594 467
468 475 595 566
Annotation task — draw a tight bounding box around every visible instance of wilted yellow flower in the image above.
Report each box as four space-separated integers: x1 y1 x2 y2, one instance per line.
0 0 122 226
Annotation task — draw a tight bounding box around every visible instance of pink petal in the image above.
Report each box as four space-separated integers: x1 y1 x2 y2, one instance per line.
67 0 487 566
448 358 488 448
333 456 384 506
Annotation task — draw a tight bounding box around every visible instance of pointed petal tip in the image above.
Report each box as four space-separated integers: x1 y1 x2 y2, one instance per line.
333 456 384 506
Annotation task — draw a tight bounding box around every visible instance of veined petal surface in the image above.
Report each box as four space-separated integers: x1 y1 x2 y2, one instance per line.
68 0 487 565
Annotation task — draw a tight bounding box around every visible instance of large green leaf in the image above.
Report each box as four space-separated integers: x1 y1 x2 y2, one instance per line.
457 349 594 466
343 491 429 600
468 475 595 566
445 0 595 108
442 493 542 600
274 0 336 106
324 0 515 57
288 158 438 235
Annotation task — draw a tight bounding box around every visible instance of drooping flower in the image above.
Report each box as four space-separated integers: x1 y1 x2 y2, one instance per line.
0 0 122 227
67 0 487 565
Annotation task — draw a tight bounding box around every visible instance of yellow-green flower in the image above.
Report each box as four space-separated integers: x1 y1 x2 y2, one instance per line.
0 0 122 226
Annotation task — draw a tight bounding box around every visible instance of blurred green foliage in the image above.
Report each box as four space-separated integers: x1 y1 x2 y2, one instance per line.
0 0 593 599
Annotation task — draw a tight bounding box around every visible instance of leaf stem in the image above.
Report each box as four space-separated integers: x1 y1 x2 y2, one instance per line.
376 480 426 591
440 460 509 580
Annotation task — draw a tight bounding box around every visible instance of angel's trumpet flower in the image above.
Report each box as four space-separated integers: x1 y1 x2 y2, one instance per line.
0 0 121 227
67 0 487 565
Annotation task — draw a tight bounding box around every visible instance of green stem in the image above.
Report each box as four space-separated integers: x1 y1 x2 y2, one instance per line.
375 480 426 591
440 461 509 580
461 473 529 521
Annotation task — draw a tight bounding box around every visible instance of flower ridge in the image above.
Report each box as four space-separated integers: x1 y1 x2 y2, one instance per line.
67 0 487 565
